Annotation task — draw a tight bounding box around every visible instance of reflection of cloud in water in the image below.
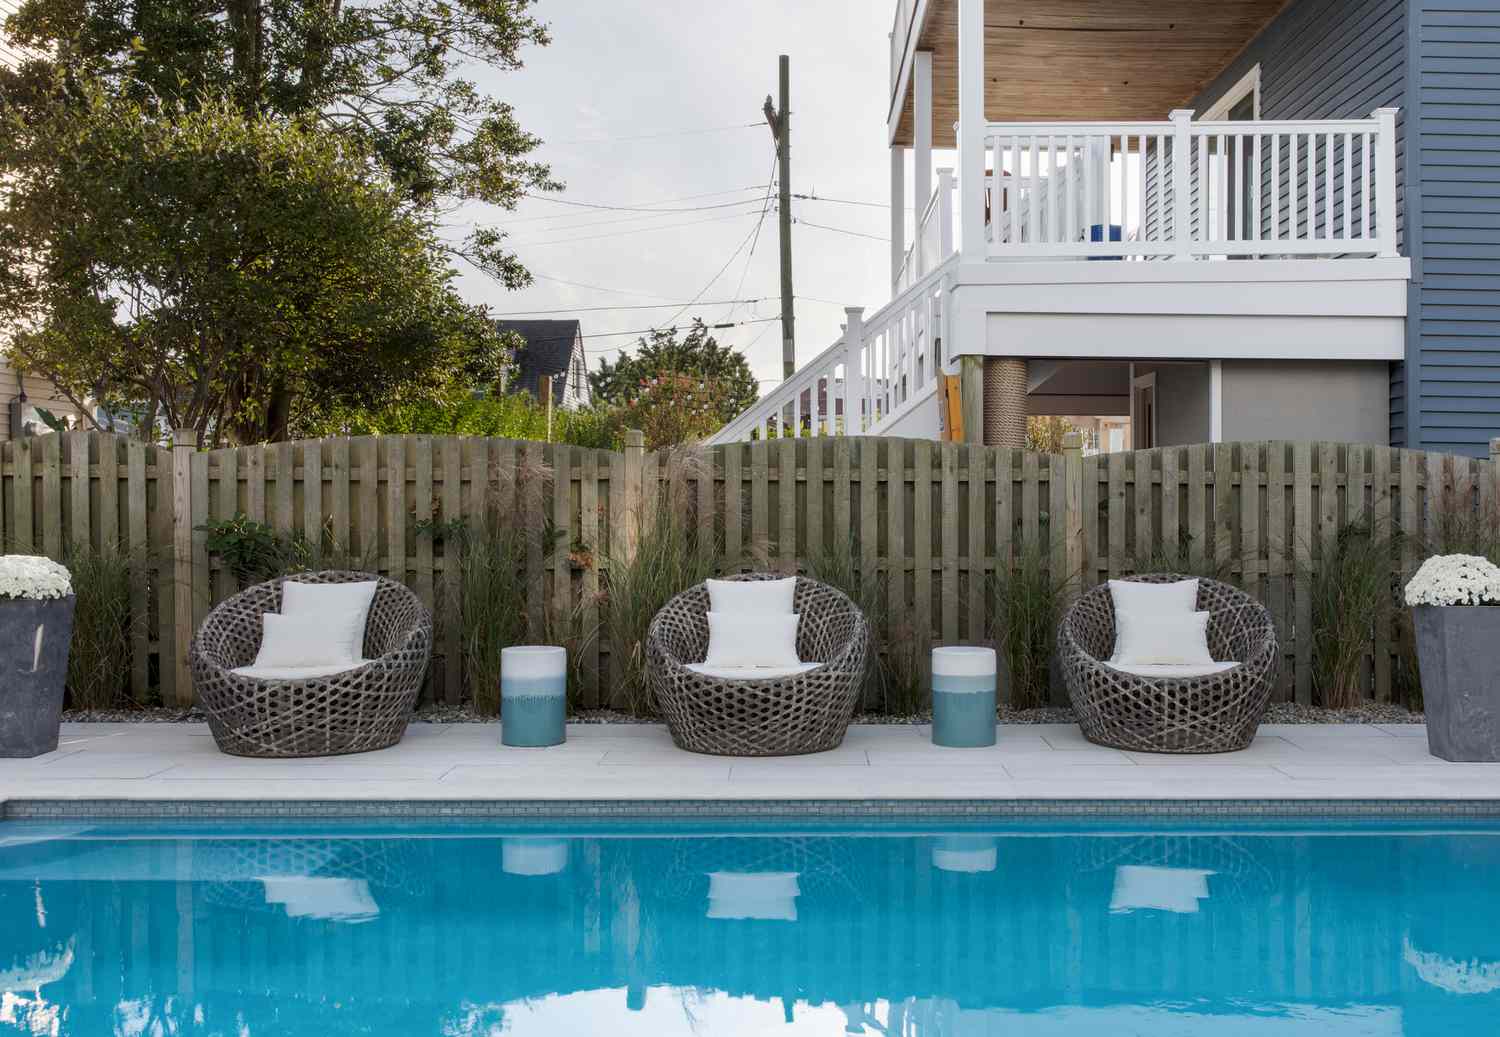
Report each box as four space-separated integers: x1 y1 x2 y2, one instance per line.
502 839 569 877
1403 937 1500 995
0 941 73 991
1109 865 1215 915
932 837 997 874
259 877 379 924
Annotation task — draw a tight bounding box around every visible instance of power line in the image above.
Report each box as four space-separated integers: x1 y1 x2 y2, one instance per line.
724 158 781 324
793 192 904 210
505 317 780 348
544 121 762 147
791 218 890 243
505 186 769 224
513 209 763 247
520 192 769 216
493 298 769 316
658 184 775 330
526 272 680 302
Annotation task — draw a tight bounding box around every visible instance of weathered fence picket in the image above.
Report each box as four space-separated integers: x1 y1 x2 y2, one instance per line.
7 431 1496 709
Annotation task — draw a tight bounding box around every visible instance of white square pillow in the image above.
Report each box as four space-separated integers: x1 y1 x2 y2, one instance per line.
706 577 796 615
280 580 378 665
703 611 801 669
1108 578 1199 618
252 612 363 671
1112 610 1215 667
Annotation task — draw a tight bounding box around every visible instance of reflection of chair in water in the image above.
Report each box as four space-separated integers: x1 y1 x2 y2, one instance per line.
259 876 380 923
199 837 431 915
1109 865 1215 915
654 837 867 910
706 871 801 921
1071 834 1275 904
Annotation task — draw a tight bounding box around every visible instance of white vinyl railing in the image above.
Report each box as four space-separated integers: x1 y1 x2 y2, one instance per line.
709 256 955 444
981 108 1399 261
895 169 955 293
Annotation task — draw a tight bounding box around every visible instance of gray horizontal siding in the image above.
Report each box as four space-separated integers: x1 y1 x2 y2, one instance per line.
1413 0 1500 456
1186 0 1411 447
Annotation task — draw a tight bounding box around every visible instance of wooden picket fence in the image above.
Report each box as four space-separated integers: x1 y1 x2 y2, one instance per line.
7 430 1494 708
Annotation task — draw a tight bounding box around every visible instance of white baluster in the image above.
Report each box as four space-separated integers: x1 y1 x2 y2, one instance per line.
1251 133 1261 247
1289 133 1300 240
1323 131 1334 243
1343 131 1353 242
1361 131 1371 241
1270 133 1280 242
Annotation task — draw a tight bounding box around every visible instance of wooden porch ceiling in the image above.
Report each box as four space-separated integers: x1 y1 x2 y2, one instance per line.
892 0 1292 147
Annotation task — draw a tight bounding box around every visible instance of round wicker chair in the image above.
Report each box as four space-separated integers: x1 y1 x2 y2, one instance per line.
647 573 870 756
1057 574 1278 754
190 571 432 758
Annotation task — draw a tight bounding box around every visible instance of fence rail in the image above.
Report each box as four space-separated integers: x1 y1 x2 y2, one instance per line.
12 432 1489 709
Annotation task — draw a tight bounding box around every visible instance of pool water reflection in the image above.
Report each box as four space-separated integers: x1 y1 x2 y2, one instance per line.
1 818 1498 1035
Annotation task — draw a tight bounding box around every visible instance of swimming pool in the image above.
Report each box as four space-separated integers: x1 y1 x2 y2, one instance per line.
1 817 1497 1035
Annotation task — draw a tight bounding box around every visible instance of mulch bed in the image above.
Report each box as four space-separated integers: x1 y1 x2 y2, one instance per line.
63 702 1424 726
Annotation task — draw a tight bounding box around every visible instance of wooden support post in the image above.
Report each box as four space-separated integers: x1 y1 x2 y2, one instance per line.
622 428 645 561
171 427 199 706
1062 431 1085 598
960 355 985 445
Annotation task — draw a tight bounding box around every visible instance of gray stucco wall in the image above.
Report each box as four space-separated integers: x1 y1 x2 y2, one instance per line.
1187 0 1410 445
1220 360 1391 444
1137 362 1210 447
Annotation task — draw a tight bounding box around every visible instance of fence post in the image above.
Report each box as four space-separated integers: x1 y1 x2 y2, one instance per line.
1170 109 1194 260
959 355 985 445
1490 439 1500 522
843 307 865 433
1062 432 1085 596
1374 107 1399 258
622 428 645 560
171 427 199 707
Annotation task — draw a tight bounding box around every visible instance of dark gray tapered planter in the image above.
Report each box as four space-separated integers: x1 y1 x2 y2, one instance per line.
1413 604 1500 762
0 595 76 758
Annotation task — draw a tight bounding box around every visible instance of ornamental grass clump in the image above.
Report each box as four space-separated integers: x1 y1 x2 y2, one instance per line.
1404 554 1500 607
604 448 719 715
991 540 1072 710
62 548 142 710
808 545 926 714
1307 520 1404 709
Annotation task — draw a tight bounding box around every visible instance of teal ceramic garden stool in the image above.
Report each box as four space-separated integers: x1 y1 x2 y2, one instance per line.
931 646 997 748
501 646 567 747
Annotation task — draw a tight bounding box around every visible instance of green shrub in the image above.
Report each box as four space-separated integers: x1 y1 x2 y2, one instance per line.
197 514 309 585
603 450 718 715
445 514 532 715
992 539 1072 710
1307 518 1403 709
63 547 141 710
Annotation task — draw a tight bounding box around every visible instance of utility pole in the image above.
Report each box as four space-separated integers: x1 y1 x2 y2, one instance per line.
763 55 795 380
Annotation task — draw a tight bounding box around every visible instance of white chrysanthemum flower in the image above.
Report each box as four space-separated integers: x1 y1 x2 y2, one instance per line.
0 555 73 601
1404 554 1500 607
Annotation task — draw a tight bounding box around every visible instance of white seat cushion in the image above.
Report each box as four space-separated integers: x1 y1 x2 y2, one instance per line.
231 661 370 680
1104 661 1238 680
703 611 802 669
1111 609 1215 667
706 577 796 614
279 580 378 665
686 662 821 680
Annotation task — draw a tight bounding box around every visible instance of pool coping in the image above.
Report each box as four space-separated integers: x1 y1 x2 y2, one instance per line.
8 797 1500 820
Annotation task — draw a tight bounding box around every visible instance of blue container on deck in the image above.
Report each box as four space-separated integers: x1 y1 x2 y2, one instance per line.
931 646 997 748
501 646 567 747
1088 223 1123 260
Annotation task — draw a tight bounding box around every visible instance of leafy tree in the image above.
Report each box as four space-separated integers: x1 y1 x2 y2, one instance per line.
0 0 555 440
2 0 557 287
1025 416 1081 454
0 86 505 443
590 320 760 427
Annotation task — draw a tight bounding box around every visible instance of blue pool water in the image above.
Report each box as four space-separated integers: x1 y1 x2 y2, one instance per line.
3 817 1500 1035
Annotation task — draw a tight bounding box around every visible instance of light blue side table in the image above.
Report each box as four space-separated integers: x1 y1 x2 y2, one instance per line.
501 645 567 747
931 646 997 748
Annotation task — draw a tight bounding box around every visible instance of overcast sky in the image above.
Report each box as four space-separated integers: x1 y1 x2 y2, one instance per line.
457 1 904 397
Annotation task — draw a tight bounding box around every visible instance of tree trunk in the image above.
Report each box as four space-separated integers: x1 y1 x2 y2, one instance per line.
264 386 293 443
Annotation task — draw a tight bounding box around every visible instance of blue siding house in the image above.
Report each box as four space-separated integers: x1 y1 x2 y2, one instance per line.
718 0 1500 458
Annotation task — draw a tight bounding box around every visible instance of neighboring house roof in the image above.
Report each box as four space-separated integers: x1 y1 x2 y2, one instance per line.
495 319 590 409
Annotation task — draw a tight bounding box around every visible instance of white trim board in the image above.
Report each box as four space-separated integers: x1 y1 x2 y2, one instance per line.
1202 64 1262 121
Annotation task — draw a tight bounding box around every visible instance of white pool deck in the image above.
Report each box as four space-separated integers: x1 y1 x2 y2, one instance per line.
1 721 1498 806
